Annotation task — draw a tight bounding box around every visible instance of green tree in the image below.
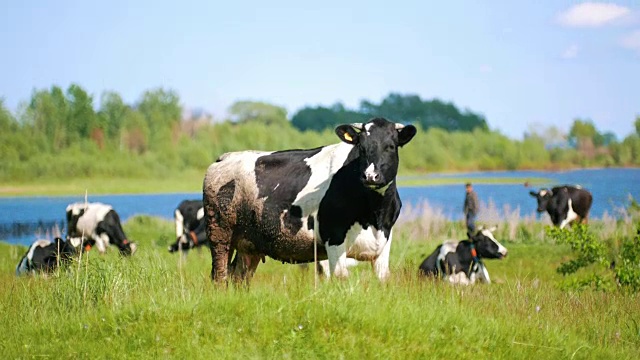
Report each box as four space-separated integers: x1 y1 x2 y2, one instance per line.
228 101 289 126
65 84 98 141
137 88 181 145
99 91 129 140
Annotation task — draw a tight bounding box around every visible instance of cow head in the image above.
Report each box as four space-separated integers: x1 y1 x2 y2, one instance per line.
54 237 78 260
468 226 508 259
118 240 137 256
529 189 552 212
335 118 416 190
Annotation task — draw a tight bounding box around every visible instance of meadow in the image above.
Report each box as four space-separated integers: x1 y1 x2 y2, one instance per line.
1 202 639 359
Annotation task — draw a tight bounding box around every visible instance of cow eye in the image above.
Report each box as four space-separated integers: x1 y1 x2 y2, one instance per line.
386 144 396 152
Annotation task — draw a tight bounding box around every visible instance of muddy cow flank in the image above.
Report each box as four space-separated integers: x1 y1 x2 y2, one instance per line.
418 227 508 285
168 199 208 253
203 117 416 282
66 202 136 255
16 237 77 276
529 185 593 229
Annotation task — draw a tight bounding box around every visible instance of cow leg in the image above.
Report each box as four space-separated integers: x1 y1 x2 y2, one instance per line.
175 210 184 239
95 233 109 254
372 232 393 281
326 243 349 278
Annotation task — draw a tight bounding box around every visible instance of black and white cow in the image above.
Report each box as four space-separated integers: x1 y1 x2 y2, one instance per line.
529 185 593 229
203 117 417 282
418 227 508 285
15 237 77 276
66 202 137 255
168 199 208 253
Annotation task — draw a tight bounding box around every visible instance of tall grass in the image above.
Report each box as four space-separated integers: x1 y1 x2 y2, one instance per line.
1 213 639 358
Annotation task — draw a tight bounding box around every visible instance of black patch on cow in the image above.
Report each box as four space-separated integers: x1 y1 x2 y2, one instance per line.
307 215 314 230
530 185 593 227
96 210 133 254
17 238 77 274
176 199 204 232
318 146 402 246
254 148 322 236
66 208 85 238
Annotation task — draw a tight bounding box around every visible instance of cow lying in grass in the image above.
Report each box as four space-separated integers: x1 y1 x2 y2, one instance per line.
15 237 77 276
418 227 508 285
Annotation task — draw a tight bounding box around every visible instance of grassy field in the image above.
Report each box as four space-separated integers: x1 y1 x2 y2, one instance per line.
1 214 639 359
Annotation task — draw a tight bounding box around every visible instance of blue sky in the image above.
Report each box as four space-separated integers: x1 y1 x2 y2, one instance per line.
1 1 639 139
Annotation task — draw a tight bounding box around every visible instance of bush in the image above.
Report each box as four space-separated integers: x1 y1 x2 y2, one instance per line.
613 228 640 292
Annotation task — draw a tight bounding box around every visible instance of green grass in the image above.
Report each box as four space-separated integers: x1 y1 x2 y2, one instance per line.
0 169 206 196
1 218 639 359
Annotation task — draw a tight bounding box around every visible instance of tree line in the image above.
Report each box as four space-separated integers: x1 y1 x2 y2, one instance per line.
1 84 639 182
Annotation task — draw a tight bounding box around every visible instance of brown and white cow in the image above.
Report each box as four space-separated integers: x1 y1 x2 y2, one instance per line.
203 117 416 282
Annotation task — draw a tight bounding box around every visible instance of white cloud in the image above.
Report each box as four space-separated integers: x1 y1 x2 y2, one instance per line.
620 30 640 53
557 2 630 27
479 64 493 73
561 44 579 59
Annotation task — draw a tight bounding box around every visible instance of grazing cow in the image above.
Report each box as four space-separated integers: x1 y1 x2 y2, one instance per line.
66 202 137 255
203 117 416 282
418 227 508 285
529 185 593 229
15 237 77 276
168 199 209 253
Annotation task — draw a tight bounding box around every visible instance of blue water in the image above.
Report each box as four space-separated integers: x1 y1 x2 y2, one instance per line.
1 168 638 246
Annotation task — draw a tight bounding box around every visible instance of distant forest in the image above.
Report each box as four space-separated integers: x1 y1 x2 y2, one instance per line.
1 84 639 182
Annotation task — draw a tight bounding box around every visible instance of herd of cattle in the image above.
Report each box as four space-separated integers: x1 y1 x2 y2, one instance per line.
14 118 594 285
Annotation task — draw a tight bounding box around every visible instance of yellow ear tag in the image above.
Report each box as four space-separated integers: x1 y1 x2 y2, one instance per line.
344 133 353 142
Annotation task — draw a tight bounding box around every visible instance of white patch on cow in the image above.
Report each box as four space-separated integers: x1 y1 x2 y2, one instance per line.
364 163 378 183
478 263 491 284
95 233 110 253
480 229 508 257
175 210 184 238
73 203 112 236
437 241 459 272
318 258 358 278
560 198 579 229
372 231 392 280
345 224 389 261
273 183 280 191
364 122 374 135
539 190 547 197
68 237 83 248
326 243 349 278
196 207 204 220
292 143 353 214
447 272 470 285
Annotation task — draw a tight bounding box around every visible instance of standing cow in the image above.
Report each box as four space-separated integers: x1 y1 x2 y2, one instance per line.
168 199 209 253
418 227 508 285
16 237 77 276
203 117 416 282
529 185 593 229
66 202 137 255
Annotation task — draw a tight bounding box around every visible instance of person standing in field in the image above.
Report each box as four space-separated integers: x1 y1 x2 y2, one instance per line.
463 182 479 233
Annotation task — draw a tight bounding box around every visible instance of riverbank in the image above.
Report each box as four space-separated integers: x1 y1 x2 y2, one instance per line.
0 171 551 197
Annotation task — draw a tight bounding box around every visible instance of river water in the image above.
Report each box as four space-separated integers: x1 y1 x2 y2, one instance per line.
1 168 638 246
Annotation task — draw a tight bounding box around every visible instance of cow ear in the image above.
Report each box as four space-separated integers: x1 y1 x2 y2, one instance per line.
529 191 538 197
397 124 417 147
335 125 360 145
466 231 473 239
